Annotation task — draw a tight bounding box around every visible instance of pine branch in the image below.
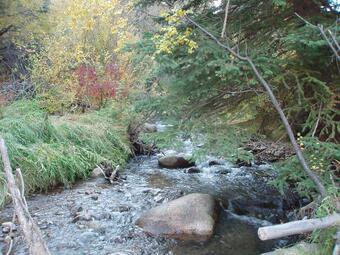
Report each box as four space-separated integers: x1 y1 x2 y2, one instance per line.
295 13 340 62
185 15 328 198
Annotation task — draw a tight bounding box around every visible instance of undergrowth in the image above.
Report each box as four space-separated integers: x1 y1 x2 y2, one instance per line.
141 125 184 151
271 136 339 254
0 100 131 206
140 113 253 163
179 117 254 163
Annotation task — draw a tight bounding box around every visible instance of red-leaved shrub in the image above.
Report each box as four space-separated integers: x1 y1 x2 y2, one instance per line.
74 62 120 109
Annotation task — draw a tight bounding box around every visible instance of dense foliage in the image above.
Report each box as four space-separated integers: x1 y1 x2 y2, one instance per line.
134 0 339 141
0 0 145 112
132 0 339 185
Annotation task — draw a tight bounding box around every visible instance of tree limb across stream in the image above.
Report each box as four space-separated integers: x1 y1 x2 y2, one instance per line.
258 213 340 241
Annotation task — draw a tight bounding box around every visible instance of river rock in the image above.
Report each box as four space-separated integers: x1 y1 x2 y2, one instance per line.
208 159 224 166
2 222 17 233
136 193 219 241
143 123 157 133
158 156 195 169
236 159 252 167
184 167 201 174
91 167 103 178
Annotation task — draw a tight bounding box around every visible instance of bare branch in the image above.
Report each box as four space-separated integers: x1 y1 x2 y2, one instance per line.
16 168 28 209
312 104 322 137
221 0 231 38
0 138 51 255
0 25 13 37
295 13 340 61
318 24 340 61
328 29 340 52
258 213 340 240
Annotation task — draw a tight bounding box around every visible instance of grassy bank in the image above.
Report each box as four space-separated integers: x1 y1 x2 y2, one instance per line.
0 100 131 205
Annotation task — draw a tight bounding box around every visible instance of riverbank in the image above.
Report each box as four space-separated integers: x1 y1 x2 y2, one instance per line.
0 100 131 206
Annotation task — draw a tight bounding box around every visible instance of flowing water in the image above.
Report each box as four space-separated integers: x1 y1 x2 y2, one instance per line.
0 128 290 255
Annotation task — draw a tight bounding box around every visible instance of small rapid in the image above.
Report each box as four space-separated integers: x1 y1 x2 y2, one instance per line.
0 128 290 255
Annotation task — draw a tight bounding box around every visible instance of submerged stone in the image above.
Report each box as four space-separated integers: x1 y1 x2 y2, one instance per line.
136 193 219 241
143 123 158 133
158 156 195 169
184 167 201 173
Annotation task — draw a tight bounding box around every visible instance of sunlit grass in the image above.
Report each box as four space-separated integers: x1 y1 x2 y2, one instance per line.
0 100 130 206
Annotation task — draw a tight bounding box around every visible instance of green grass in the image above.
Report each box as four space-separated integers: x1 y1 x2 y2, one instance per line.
0 100 131 205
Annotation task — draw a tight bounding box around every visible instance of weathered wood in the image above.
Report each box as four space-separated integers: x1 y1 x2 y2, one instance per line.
109 165 120 184
258 213 340 241
0 138 51 255
221 0 230 38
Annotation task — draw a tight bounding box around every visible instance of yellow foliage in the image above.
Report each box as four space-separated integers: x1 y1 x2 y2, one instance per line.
153 9 197 55
29 0 137 112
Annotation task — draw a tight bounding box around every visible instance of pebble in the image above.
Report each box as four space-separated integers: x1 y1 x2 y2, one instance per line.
90 195 99 201
154 194 164 203
79 231 99 244
72 211 93 222
1 222 17 233
118 206 131 212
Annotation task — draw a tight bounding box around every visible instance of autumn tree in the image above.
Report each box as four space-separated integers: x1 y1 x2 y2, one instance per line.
29 0 137 112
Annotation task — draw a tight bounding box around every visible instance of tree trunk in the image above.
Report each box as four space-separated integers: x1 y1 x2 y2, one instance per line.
0 138 51 255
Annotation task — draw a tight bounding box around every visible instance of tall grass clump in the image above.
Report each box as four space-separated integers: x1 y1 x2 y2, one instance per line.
0 100 130 206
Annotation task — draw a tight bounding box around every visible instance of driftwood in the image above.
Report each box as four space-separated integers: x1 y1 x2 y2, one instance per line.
0 25 13 37
0 138 51 255
127 121 157 156
258 213 340 241
96 164 120 184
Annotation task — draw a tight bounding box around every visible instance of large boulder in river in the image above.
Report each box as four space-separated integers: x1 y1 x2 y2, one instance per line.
158 156 195 169
136 193 219 241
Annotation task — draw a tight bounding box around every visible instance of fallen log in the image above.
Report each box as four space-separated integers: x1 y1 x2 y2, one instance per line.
0 138 51 255
258 213 340 241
